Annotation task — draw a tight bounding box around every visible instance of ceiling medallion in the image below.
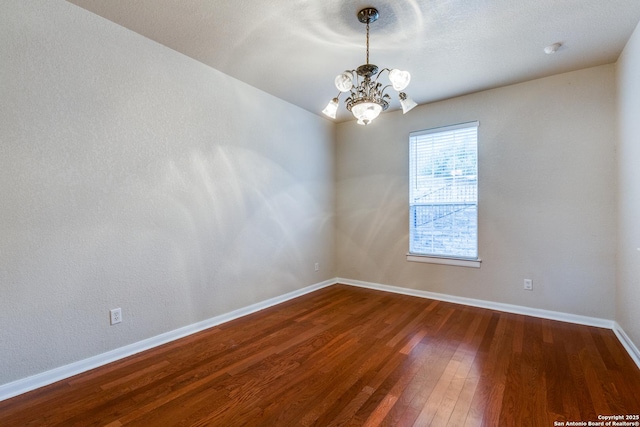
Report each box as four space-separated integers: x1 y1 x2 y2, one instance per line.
322 7 417 125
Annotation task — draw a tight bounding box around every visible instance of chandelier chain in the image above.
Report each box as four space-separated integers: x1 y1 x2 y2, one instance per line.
366 21 370 64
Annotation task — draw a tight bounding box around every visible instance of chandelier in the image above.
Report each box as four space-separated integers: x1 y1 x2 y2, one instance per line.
322 7 417 125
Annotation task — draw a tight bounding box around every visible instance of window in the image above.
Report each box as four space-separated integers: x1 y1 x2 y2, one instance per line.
408 121 479 266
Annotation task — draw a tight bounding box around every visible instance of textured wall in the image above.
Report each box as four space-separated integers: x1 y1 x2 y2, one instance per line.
0 0 334 385
616 21 640 349
335 65 617 319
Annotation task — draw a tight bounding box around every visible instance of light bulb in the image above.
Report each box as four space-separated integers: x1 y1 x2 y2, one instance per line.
399 92 417 114
351 102 382 125
334 72 354 92
389 69 411 91
322 98 339 119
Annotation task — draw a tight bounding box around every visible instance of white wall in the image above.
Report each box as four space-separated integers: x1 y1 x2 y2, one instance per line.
335 65 617 319
0 0 334 385
616 21 640 349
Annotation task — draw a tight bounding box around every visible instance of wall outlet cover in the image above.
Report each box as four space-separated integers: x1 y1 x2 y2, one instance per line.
110 308 122 325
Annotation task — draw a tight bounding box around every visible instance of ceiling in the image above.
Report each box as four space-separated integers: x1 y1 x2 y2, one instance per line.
67 0 640 122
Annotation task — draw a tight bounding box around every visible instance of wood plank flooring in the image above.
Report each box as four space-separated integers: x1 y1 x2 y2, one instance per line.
1 284 639 426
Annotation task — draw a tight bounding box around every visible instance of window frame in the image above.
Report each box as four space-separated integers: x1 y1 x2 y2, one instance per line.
406 121 481 268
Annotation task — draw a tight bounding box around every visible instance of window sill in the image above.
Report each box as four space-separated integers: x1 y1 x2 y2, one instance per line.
406 254 482 268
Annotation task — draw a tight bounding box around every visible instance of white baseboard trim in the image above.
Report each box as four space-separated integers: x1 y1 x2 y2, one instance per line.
337 278 640 370
337 278 614 328
613 322 640 370
0 279 335 402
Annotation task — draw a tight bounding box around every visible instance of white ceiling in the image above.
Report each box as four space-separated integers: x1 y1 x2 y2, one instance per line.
67 0 640 122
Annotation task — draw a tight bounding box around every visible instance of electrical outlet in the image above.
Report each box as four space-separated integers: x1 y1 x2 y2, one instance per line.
110 308 122 325
523 279 533 291
314 262 320 272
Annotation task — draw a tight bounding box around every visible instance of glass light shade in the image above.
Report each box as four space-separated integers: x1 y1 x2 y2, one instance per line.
399 92 417 114
322 98 339 119
389 69 411 91
334 72 354 92
351 102 383 125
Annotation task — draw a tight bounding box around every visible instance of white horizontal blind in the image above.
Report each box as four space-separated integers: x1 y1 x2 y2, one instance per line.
409 121 478 259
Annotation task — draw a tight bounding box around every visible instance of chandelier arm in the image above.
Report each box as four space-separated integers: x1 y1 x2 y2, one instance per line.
380 84 393 94
349 70 358 86
375 68 392 80
352 73 361 88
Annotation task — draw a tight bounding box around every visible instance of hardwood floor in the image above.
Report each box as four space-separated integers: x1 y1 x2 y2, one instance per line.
1 284 639 426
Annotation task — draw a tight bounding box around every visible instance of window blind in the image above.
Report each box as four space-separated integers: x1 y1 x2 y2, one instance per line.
409 121 479 259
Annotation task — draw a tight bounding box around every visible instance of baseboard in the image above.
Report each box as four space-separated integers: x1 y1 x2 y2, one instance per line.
0 279 335 402
337 278 640 370
613 322 640 369
337 277 614 328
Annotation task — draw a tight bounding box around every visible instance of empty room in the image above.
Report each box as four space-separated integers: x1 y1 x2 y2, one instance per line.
1 0 640 426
